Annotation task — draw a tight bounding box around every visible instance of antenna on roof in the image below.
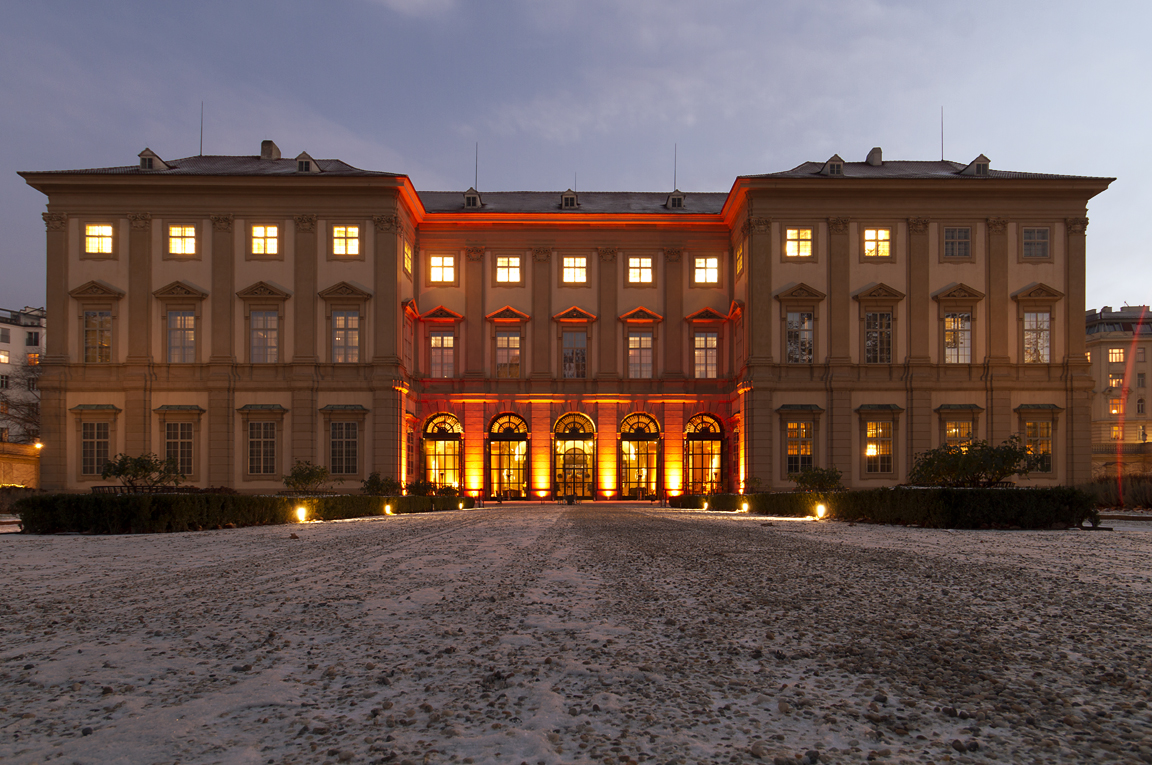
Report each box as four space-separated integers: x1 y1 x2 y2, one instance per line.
574 172 577 192
940 106 944 161
674 143 677 189
474 142 478 190
200 101 204 156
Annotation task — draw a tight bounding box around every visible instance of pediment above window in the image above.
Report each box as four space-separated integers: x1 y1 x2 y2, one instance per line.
318 281 373 300
853 283 906 302
420 305 464 322
619 306 664 323
552 306 597 323
728 300 745 320
774 283 827 302
486 305 531 322
684 306 728 323
69 280 125 300
236 281 292 300
153 280 208 300
1011 282 1064 302
932 283 985 302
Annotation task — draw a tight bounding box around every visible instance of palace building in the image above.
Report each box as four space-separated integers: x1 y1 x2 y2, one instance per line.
20 142 1111 495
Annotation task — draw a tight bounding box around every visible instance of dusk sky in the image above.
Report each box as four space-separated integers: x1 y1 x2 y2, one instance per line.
2 0 1147 312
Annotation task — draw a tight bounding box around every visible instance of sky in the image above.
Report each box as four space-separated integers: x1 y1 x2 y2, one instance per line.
1 0 1148 312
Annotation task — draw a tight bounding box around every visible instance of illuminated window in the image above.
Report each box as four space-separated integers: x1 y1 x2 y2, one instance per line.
1109 374 1125 388
1111 425 1123 440
430 330 454 378
81 422 110 475
1109 397 1124 416
864 312 891 364
562 257 587 284
251 225 278 256
1086 351 1092 363
786 311 813 364
694 331 718 378
694 257 719 284
168 225 196 256
496 330 520 378
945 421 972 447
944 312 971 364
333 225 359 256
330 422 358 475
865 421 893 473
250 311 278 363
1023 311 1050 364
332 310 360 363
403 242 413 275
26 353 39 366
84 310 112 363
863 228 891 258
0 351 8 364
84 224 113 255
735 242 744 275
786 228 812 258
1022 227 1050 259
430 255 455 283
167 311 195 363
628 332 653 379
496 256 521 283
1025 421 1052 472
1109 347 1125 363
786 421 813 474
248 422 277 475
628 257 653 284
944 227 970 258
166 422 193 476
424 414 463 489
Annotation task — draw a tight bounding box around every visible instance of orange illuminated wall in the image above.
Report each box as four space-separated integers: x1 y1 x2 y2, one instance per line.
463 402 484 495
531 402 551 497
597 405 617 498
664 405 684 495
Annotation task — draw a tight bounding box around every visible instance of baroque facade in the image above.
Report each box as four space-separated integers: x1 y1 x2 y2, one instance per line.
21 142 1111 495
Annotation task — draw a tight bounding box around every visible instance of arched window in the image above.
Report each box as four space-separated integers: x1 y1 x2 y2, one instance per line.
423 413 463 489
620 413 660 499
554 413 596 499
685 413 725 495
489 413 528 499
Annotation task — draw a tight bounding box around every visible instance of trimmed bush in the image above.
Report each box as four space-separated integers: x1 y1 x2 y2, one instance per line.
14 493 475 535
1082 475 1152 509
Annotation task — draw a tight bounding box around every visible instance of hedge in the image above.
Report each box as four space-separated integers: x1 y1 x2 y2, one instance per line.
14 493 475 535
673 487 1098 529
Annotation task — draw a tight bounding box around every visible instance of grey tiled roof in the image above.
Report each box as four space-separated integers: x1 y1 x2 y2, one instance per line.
751 160 1112 181
419 191 728 215
28 155 398 177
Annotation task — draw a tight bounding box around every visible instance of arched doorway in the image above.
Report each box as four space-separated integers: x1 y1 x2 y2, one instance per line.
619 412 660 499
488 413 528 499
423 413 463 489
554 413 596 500
685 413 725 495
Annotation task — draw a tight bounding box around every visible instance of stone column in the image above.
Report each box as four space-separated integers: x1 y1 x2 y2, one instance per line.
40 213 69 490
208 214 236 487
742 217 773 489
663 249 684 377
372 214 403 365
906 217 932 463
531 248 552 379
464 246 485 377
986 218 1012 444
464 401 484 496
292 215 318 464
125 213 153 456
596 403 617 498
372 387 404 483
1066 217 1092 485
597 248 619 379
530 401 551 497
826 217 852 475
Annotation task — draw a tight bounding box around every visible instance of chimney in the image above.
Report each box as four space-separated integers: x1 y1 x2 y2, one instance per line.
866 147 883 166
260 140 281 160
1102 306 1113 314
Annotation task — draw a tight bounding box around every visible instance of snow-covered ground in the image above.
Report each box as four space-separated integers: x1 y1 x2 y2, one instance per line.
1 505 1151 765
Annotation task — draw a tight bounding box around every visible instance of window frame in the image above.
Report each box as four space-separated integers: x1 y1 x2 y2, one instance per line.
775 284 826 367
164 308 198 364
81 306 115 364
154 405 203 483
153 282 208 366
854 284 904 366
1109 347 1126 364
859 224 897 263
80 220 118 261
493 326 523 379
692 327 721 379
626 256 656 288
559 255 591 288
1016 405 1062 476
933 285 984 366
319 282 372 365
776 405 823 479
1012 284 1062 366
856 406 903 480
163 221 200 260
781 226 820 264
238 405 287 482
690 255 722 288
71 405 121 483
403 240 413 278
935 405 982 448
327 221 365 261
247 221 284 261
320 405 368 481
1019 224 1053 263
559 325 591 380
237 281 290 365
492 253 525 288
939 223 976 263
428 328 457 379
627 329 655 379
426 253 459 287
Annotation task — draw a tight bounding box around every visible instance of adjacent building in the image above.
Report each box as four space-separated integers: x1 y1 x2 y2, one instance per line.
20 143 1111 495
0 306 45 444
1086 305 1152 476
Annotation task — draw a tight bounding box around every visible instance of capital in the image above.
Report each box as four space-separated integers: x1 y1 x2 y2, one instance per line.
532 246 552 262
294 214 317 233
597 247 617 263
907 217 930 234
373 214 402 233
465 246 485 262
210 214 233 232
1066 217 1089 234
663 247 682 263
42 212 67 232
828 217 849 234
127 212 152 230
987 217 1008 234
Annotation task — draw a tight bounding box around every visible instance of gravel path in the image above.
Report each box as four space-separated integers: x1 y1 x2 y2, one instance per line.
1 506 1150 764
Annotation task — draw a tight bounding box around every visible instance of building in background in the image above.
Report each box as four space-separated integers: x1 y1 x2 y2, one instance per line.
0 306 45 444
20 143 1111 494
1085 305 1152 476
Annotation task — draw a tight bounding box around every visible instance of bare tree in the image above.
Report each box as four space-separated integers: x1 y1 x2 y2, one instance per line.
0 355 41 443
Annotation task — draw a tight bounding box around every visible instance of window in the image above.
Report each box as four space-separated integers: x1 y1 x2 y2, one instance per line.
84 224 113 255
628 257 653 284
1022 227 1049 259
944 227 971 259
167 311 195 363
863 228 891 258
693 257 719 284
945 421 972 447
251 225 278 256
424 413 463 489
26 353 39 366
735 242 744 276
1139 373 1146 388
785 228 812 258
332 310 360 363
403 242 413 275
430 331 454 378
1139 399 1147 415
81 422 110 475
141 157 154 170
1109 374 1125 388
563 195 577 209
250 311 279 363
165 422 194 476
496 330 520 378
1139 348 1146 363
248 422 277 475
330 422 358 475
944 312 972 364
0 401 6 414
0 351 8 364
168 225 196 256
1111 425 1123 440
864 312 891 364
80 310 111 363
865 421 893 473
562 331 587 379
1109 348 1125 363
1109 398 1124 416
1023 311 1050 364
0 328 7 343
1025 421 1052 472
496 256 521 284
26 378 36 391
0 375 6 389
562 257 587 284
26 331 39 347
669 196 683 209
786 422 813 474
786 311 813 364
628 332 653 379
694 331 718 378
430 255 455 283
332 225 359 256
1086 351 1092 363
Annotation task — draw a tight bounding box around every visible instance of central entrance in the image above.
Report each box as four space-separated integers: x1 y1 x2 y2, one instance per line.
554 412 596 499
619 412 660 499
488 413 528 499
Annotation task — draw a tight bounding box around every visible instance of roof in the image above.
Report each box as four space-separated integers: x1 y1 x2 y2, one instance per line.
419 190 728 215
24 155 398 178
747 159 1113 182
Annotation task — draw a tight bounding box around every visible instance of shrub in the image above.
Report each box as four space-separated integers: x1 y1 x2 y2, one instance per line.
102 453 183 489
908 436 1044 488
406 479 435 496
434 485 460 497
283 461 340 493
361 472 403 496
787 466 843 492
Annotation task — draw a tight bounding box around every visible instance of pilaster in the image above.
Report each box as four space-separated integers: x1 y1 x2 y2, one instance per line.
372 387 404 482
372 214 403 364
531 248 552 379
294 215 318 362
125 212 153 456
208 214 235 487
40 213 68 490
663 248 684 377
597 247 619 379
827 217 851 363
464 246 485 377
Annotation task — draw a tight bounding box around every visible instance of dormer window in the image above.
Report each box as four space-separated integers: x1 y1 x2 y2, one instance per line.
561 190 579 209
137 148 169 171
975 162 989 176
820 154 845 176
463 187 482 209
830 163 842 175
666 191 685 209
465 196 478 208
298 160 311 172
961 154 991 176
141 157 154 170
